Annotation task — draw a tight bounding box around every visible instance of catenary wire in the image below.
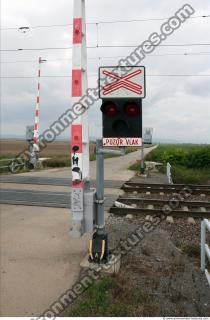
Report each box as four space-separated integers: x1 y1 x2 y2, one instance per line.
1 74 210 79
1 43 210 52
1 52 210 64
0 14 209 30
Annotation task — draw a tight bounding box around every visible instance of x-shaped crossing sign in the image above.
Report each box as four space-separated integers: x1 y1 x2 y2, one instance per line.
99 66 145 99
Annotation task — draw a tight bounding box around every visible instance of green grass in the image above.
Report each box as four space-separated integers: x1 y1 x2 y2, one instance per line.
0 158 10 173
0 156 25 174
129 144 210 184
69 276 133 317
146 144 210 169
171 165 210 184
129 160 143 172
42 156 71 168
68 274 161 317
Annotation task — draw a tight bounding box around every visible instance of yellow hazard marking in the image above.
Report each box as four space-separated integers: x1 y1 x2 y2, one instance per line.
89 240 93 260
100 240 105 261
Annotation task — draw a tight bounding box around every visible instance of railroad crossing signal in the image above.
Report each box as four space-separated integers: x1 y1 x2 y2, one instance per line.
99 66 145 147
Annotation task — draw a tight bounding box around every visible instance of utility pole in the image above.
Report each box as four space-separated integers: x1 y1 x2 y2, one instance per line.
70 0 90 238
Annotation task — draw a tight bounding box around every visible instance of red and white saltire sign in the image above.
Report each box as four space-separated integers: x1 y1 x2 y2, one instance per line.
99 66 146 99
103 138 142 147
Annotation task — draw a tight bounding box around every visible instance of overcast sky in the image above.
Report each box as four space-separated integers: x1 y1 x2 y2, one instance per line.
1 0 210 143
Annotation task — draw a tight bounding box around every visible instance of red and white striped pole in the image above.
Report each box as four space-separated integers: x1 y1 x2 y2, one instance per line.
33 57 46 145
33 57 41 145
70 0 90 237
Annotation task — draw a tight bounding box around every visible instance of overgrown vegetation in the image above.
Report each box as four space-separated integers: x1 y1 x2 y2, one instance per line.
0 158 10 174
171 166 209 184
42 157 71 168
130 144 210 184
68 275 148 317
146 144 210 169
0 156 25 174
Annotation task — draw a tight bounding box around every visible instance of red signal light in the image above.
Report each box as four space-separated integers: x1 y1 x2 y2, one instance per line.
124 102 140 117
101 102 118 117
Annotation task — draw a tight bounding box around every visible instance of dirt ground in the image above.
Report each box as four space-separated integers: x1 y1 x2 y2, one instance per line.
63 213 210 317
106 217 210 316
64 171 210 317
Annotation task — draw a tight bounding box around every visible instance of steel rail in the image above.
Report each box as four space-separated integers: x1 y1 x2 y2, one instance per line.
123 182 210 190
117 197 210 208
110 207 210 218
122 186 210 195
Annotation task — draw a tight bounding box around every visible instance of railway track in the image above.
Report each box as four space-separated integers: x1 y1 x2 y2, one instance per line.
122 182 210 195
110 182 210 218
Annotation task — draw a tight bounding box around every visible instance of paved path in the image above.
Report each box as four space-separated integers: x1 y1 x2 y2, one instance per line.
0 205 88 317
0 146 156 316
0 176 124 188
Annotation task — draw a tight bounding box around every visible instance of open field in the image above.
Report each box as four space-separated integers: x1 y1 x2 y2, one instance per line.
0 139 150 158
0 139 95 157
0 139 141 172
0 139 96 172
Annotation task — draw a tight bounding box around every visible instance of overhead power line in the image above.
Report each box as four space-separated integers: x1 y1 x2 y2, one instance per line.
95 15 210 24
1 52 210 64
1 74 210 79
1 43 210 52
97 43 210 48
0 14 209 31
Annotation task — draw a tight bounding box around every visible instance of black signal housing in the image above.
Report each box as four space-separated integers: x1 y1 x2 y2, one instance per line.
101 98 142 138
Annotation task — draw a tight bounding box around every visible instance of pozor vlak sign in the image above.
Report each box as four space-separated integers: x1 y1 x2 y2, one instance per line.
99 66 146 147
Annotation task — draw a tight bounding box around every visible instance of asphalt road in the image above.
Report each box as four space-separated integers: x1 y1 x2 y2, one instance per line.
0 188 116 208
0 176 124 188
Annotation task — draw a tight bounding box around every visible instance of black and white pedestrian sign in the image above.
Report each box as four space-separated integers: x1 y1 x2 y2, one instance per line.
99 66 146 99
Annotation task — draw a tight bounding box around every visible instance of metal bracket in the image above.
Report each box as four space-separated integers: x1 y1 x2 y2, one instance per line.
97 147 126 156
95 199 104 204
